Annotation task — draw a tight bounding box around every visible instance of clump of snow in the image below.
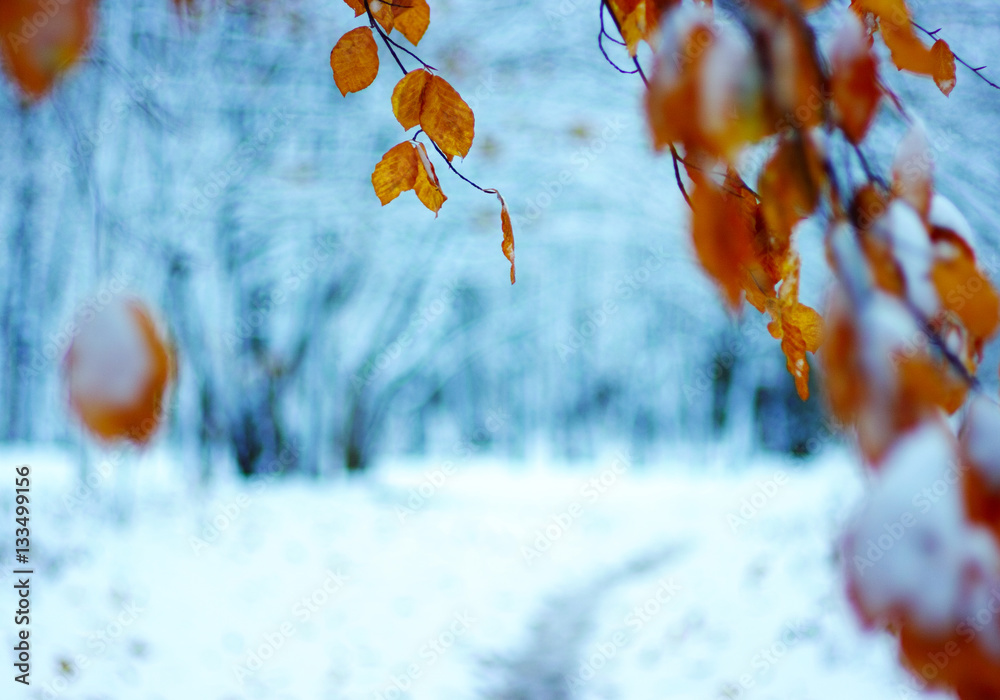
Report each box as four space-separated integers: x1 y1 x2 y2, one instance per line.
66 299 154 407
843 421 1000 637
828 12 869 68
930 193 978 250
875 200 939 316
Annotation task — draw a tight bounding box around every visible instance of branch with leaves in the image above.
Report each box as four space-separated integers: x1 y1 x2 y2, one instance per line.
329 0 515 283
601 0 1000 696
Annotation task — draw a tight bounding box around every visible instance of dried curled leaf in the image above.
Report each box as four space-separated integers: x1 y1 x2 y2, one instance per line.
371 141 446 215
391 69 475 160
765 256 824 400
0 0 95 100
392 0 430 46
330 26 379 97
412 141 446 214
495 191 515 284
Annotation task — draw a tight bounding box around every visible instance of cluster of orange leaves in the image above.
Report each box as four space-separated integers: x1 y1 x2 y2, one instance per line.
636 0 961 400
630 0 1000 695
330 0 515 284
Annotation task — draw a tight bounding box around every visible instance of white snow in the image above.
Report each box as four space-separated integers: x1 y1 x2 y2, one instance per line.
930 193 978 251
0 444 955 700
878 200 940 317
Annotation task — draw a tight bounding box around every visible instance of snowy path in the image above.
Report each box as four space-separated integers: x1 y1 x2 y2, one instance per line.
0 446 954 699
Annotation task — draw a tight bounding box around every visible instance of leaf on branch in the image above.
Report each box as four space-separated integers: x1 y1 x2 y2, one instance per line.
852 0 954 94
342 0 366 17
761 7 825 131
392 0 430 46
931 236 1000 344
765 256 824 400
500 195 515 284
331 27 380 97
690 177 757 310
412 141 447 214
372 142 419 205
931 39 957 96
831 13 882 143
758 135 822 245
0 0 96 100
607 0 661 57
391 69 475 160
646 11 768 161
371 141 447 215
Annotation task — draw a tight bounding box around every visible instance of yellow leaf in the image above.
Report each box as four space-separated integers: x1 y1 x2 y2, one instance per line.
392 0 430 46
932 245 1000 342
392 69 431 130
489 190 515 284
342 0 365 17
330 27 380 97
931 39 956 96
391 70 475 160
372 142 419 205
413 141 447 214
421 75 475 160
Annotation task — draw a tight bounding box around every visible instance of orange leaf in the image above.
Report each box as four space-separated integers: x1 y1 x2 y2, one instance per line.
368 0 395 32
413 141 447 214
391 70 475 160
758 135 821 242
420 74 475 160
831 14 882 143
372 141 419 205
489 190 515 284
607 0 652 57
342 0 365 17
0 0 95 100
765 256 824 399
330 27 379 97
392 0 430 46
691 179 757 309
932 245 1000 343
392 68 431 129
66 299 174 444
881 22 934 76
371 141 446 214
931 39 956 96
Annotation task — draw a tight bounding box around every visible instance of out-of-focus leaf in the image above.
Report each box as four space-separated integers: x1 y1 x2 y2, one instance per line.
0 0 95 100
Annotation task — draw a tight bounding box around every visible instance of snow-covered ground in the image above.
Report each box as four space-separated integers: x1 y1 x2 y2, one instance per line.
0 446 952 699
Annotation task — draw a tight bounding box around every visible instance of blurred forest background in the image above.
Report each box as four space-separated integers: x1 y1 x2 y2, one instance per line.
2 0 998 478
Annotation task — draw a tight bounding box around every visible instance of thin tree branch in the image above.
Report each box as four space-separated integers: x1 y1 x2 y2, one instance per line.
414 130 490 193
912 21 1000 91
363 0 407 74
